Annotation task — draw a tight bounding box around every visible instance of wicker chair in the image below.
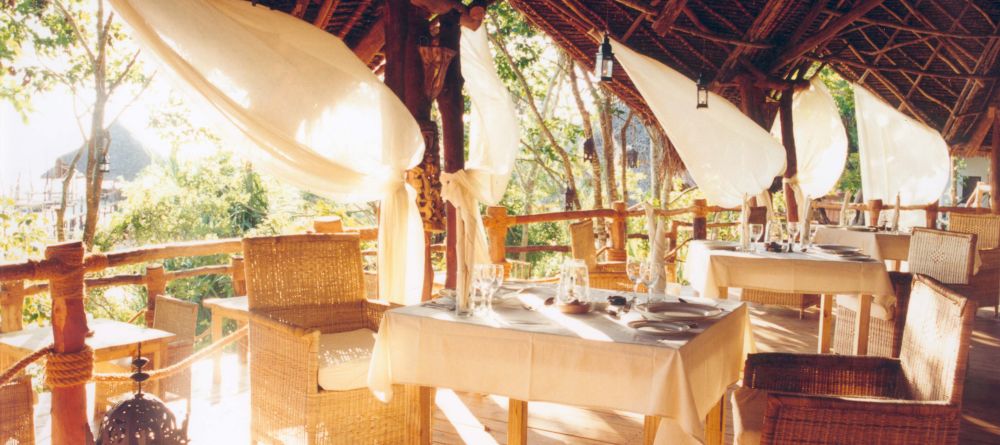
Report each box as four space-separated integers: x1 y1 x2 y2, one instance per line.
243 233 418 444
0 375 34 445
94 295 199 424
834 228 980 357
732 274 975 445
569 219 631 291
948 213 1000 315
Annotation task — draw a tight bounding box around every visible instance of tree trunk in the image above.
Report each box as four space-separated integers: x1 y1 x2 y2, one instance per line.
567 63 602 210
619 111 633 205
55 148 84 241
517 165 538 263
597 89 619 204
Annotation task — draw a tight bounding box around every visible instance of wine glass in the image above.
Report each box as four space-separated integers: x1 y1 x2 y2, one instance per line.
472 264 492 316
639 261 659 304
807 225 820 249
558 259 590 304
749 224 764 250
626 258 644 302
787 221 800 251
489 264 505 310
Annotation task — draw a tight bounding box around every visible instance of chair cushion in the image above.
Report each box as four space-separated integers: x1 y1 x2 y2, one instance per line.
836 294 893 320
317 328 377 391
731 387 766 445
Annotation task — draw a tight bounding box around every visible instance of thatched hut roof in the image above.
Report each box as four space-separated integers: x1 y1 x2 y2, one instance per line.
255 0 1000 155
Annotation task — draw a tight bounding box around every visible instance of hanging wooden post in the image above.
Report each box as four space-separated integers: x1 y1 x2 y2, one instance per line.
144 263 166 327
780 88 799 222
438 10 464 290
484 206 510 275
867 199 884 227
692 199 708 240
992 114 1000 214
46 241 91 445
925 202 940 229
0 280 25 333
609 201 628 261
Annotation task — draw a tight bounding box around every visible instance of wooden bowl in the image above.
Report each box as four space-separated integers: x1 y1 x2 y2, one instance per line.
557 300 592 314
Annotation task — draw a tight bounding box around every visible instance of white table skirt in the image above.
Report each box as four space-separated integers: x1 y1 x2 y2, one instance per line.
812 227 910 261
369 287 755 445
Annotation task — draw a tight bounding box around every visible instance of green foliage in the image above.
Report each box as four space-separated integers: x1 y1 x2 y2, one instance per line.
818 67 861 194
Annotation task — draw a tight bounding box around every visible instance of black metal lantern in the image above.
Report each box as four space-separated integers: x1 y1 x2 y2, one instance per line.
696 73 709 109
582 138 597 163
626 148 639 168
97 344 188 445
595 34 614 82
98 152 111 174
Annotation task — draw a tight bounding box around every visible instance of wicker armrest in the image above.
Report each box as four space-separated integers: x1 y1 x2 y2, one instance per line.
248 310 317 338
761 392 960 444
363 299 401 331
744 353 902 398
979 248 1000 269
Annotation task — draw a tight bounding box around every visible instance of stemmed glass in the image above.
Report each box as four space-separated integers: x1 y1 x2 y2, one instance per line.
807 225 820 249
488 264 505 310
472 264 493 316
626 258 644 303
639 261 659 304
749 224 764 251
787 221 801 251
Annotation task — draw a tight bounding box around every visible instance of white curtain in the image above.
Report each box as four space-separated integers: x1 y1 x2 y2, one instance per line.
108 0 426 304
440 26 519 300
854 84 950 227
611 40 786 208
771 78 848 200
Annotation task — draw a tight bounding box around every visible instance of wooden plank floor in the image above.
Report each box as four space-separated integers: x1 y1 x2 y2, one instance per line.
30 304 1000 444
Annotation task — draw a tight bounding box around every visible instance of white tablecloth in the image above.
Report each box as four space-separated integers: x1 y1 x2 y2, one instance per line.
369 286 755 445
685 241 895 308
812 227 910 261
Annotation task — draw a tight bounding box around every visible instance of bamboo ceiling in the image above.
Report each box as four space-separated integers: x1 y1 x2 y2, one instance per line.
255 0 1000 155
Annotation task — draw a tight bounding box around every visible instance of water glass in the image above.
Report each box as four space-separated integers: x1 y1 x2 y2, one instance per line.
750 224 764 251
787 222 800 250
639 261 659 304
488 263 505 308
471 264 494 316
807 225 820 249
626 258 643 301
557 259 590 305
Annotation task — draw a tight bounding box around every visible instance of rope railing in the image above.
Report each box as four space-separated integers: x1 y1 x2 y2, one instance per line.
0 325 248 387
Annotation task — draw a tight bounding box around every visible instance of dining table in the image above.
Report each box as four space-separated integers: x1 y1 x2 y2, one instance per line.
203 295 249 385
812 226 911 264
368 284 755 445
684 240 895 355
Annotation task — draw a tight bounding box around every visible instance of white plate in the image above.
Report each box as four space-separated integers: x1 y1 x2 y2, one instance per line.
812 244 862 254
628 320 692 334
634 302 723 321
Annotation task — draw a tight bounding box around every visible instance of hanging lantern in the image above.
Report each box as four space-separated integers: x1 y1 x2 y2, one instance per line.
99 152 111 174
582 138 597 163
594 34 614 82
696 73 709 109
565 188 578 211
97 344 188 445
626 148 639 169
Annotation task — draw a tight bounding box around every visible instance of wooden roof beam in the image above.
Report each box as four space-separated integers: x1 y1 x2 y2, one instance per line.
823 9 993 40
651 0 688 36
291 0 310 18
959 106 997 155
770 0 887 73
352 14 385 64
804 55 996 81
312 0 338 28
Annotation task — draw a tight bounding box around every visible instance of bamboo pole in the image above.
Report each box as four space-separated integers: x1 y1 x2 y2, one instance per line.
0 280 24 333
144 264 166 327
867 199 883 227
992 114 999 214
692 199 708 240
46 241 90 444
780 88 799 223
231 255 247 296
925 201 940 228
609 201 628 261
484 206 510 275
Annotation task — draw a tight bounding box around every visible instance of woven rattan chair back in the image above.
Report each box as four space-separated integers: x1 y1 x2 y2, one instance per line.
907 228 976 285
152 295 198 343
243 233 365 310
569 219 599 271
0 375 34 444
949 213 1000 250
898 274 975 404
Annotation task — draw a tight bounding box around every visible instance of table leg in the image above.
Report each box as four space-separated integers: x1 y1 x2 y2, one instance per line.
853 294 873 356
642 416 660 445
148 342 163 398
717 286 729 299
236 319 248 365
508 398 528 445
818 294 834 354
211 312 223 386
705 396 725 445
417 386 434 445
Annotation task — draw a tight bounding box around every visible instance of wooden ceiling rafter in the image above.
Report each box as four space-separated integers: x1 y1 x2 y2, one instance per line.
291 0 310 18
650 0 687 36
715 0 794 83
312 0 339 28
896 0 977 71
827 9 996 40
769 0 888 73
338 0 372 37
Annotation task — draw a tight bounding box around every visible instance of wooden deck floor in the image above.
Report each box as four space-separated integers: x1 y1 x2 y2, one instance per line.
30 304 1000 444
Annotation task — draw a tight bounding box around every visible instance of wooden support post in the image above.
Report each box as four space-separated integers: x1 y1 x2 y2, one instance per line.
144 263 166 327
925 202 940 229
665 223 678 281
313 216 344 233
439 11 464 290
417 385 435 445
853 294 872 356
704 396 726 445
484 206 510 275
231 255 247 296
642 415 661 445
46 241 90 445
692 199 708 240
780 88 799 222
818 294 833 354
867 199 883 227
508 398 529 445
0 280 25 333
609 201 628 261
991 114 1000 214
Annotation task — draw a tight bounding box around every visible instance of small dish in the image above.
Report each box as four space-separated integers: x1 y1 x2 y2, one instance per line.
634 302 722 321
557 300 593 314
628 320 691 334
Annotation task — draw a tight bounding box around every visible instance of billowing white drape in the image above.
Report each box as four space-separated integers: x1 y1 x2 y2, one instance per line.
611 40 786 208
109 0 426 304
440 26 519 301
854 84 950 226
771 78 848 199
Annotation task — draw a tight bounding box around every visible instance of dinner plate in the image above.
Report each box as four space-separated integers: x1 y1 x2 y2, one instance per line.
845 226 877 232
634 302 723 321
627 320 691 334
812 244 862 254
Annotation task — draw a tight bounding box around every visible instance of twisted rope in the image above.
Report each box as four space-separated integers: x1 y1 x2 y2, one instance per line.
45 346 94 388
0 345 51 386
92 325 248 382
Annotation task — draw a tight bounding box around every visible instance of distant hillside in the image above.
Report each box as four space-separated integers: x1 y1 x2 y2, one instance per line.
41 123 155 181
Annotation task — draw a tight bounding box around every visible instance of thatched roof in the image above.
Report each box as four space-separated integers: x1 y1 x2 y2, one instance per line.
40 123 153 181
256 0 1000 155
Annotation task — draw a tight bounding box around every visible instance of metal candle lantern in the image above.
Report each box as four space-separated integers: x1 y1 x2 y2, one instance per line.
99 153 111 174
583 138 597 163
626 148 639 168
595 34 614 82
696 73 709 109
97 344 188 445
